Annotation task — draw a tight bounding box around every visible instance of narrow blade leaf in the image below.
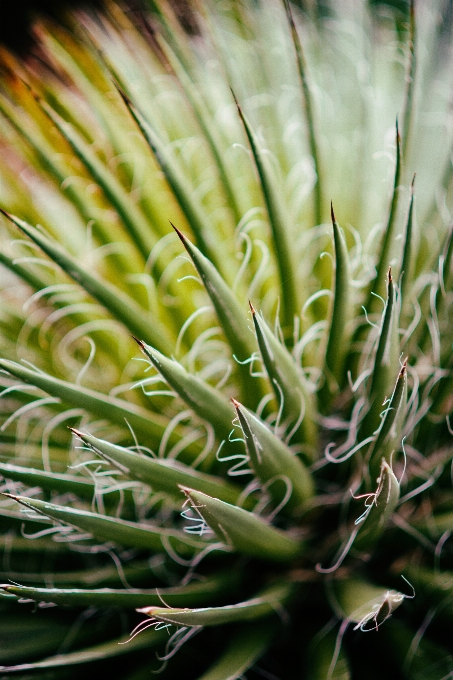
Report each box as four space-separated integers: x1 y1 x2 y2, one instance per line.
0 210 172 352
71 429 247 506
324 204 351 392
234 94 298 332
354 459 400 552
1 571 236 608
136 340 235 441
138 582 293 626
174 227 263 405
4 494 205 554
182 488 303 561
196 621 277 680
233 399 313 513
251 303 316 452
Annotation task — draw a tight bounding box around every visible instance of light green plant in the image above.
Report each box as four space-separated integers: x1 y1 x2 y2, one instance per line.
1 0 453 677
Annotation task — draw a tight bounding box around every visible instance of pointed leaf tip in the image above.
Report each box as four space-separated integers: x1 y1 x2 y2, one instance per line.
0 207 12 220
170 221 185 242
113 80 132 106
131 335 145 349
230 88 240 109
249 300 256 315
331 201 335 223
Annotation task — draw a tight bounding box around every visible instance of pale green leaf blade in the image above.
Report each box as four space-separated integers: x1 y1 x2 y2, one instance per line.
232 399 313 513
334 577 406 627
182 488 303 561
136 340 235 440
233 94 298 332
1 571 236 608
367 362 407 483
354 459 400 552
399 175 416 307
0 461 96 500
360 270 400 441
35 94 156 260
0 629 167 672
138 582 293 626
0 359 198 457
365 122 402 310
174 227 263 405
401 0 416 163
0 210 173 351
4 494 205 555
323 204 351 393
71 429 247 506
283 0 323 227
250 303 316 452
117 89 222 273
196 621 276 680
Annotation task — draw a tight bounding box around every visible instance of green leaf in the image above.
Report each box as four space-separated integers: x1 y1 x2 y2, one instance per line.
232 399 313 513
323 204 351 393
0 616 73 665
367 361 407 484
422 511 453 535
404 566 453 607
0 251 50 292
401 0 416 163
360 270 400 441
382 620 453 680
0 94 132 262
1 571 236 608
174 227 263 405
182 488 303 561
196 621 276 680
250 303 316 452
0 359 200 460
365 122 402 310
117 89 223 275
34 94 156 261
0 210 173 352
306 628 351 680
399 175 416 307
334 577 406 627
71 429 247 507
3 494 205 555
138 581 293 626
283 0 323 227
0 629 167 672
0 461 96 500
233 93 298 333
354 459 400 552
157 38 244 229
136 339 235 441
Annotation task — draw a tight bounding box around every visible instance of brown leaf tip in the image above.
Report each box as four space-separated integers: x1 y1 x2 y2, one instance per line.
170 222 186 244
330 201 336 224
68 427 83 437
131 335 146 349
400 358 408 376
0 207 12 220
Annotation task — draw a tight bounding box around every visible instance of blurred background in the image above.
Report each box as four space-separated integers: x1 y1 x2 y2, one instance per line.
0 0 416 55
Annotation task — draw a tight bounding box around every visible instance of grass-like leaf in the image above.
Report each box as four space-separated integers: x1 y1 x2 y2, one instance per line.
182 488 303 561
138 582 292 625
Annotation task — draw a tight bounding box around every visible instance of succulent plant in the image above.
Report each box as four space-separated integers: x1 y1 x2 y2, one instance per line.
1 0 453 677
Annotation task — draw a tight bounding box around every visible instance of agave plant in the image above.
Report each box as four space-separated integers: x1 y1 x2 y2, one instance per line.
1 0 453 677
